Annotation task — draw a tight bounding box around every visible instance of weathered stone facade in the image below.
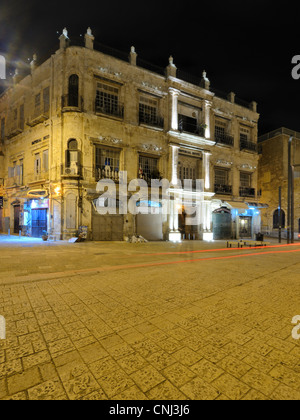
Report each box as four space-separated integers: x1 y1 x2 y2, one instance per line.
258 128 300 239
0 28 260 241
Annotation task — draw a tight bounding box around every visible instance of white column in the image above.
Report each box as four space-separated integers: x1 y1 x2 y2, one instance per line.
171 145 180 186
170 88 180 131
203 152 212 191
204 100 212 139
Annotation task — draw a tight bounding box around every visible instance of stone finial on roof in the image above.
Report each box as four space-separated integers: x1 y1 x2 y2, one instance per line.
166 55 177 78
200 70 210 90
59 28 70 50
85 27 95 49
129 46 137 66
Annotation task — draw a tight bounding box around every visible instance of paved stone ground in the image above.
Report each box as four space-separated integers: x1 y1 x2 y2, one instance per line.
1 235 300 400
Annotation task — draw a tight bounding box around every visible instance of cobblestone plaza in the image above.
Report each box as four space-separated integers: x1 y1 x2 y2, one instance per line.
0 236 300 400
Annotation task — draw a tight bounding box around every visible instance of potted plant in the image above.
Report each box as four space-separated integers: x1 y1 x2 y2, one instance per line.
42 231 48 241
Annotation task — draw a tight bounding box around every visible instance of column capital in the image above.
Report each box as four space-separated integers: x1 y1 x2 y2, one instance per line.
169 87 180 97
204 99 212 108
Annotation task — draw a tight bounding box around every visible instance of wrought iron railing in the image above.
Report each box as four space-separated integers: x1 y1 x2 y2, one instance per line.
214 184 233 195
215 133 234 146
240 139 257 152
95 102 124 119
139 112 164 129
240 187 256 197
178 118 205 137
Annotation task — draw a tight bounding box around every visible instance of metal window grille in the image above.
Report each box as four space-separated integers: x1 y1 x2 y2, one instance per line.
240 172 251 187
139 96 158 124
96 82 120 115
215 168 229 185
139 156 158 181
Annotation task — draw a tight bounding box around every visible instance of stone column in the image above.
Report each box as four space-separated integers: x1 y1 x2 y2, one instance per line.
202 152 212 191
204 100 212 139
169 88 180 131
170 145 180 186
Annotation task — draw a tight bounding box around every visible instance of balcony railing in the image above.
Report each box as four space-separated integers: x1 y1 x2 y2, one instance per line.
214 184 233 195
95 102 124 119
215 133 234 146
27 104 49 127
240 187 256 197
139 112 164 129
178 119 205 137
240 139 257 153
7 120 24 139
5 174 23 188
62 95 83 111
61 164 82 178
95 167 120 182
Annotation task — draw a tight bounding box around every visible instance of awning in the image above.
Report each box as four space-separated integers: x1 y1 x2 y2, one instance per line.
223 201 249 210
27 189 49 199
246 202 269 209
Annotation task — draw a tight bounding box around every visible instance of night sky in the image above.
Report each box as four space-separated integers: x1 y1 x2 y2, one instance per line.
0 0 300 135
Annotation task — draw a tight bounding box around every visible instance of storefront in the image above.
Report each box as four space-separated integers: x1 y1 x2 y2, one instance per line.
23 196 49 238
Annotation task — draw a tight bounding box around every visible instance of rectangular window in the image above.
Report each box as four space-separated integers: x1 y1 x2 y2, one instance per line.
34 153 41 177
139 95 158 125
215 120 227 136
139 155 159 183
240 172 251 187
215 168 230 185
240 126 251 141
43 87 50 113
35 93 41 111
95 82 123 117
0 118 5 142
95 147 120 180
19 104 24 130
43 150 49 172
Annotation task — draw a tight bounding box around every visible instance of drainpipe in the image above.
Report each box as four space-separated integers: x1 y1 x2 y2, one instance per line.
287 136 294 244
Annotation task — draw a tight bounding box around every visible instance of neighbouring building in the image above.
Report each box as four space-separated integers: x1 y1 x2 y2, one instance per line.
258 127 300 240
0 28 261 242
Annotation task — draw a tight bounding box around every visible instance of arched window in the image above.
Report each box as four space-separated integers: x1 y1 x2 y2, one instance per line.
273 209 285 229
65 139 80 174
68 74 79 107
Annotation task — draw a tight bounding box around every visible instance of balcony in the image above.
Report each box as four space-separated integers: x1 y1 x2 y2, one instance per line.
240 187 256 198
214 184 233 195
61 164 82 178
240 139 257 153
5 175 23 188
95 102 124 119
178 117 205 137
61 95 83 112
7 120 24 139
27 104 49 127
215 133 234 146
139 112 164 129
95 167 120 182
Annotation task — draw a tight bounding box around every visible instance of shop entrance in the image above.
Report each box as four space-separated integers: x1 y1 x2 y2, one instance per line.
31 209 47 238
239 216 252 238
14 205 20 234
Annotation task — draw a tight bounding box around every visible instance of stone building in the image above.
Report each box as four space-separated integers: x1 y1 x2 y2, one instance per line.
258 127 300 240
0 28 261 241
